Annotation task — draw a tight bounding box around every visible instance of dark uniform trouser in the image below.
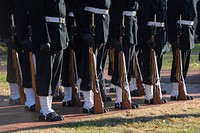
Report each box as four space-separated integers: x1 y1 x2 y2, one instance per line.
6 42 17 83
141 30 163 85
170 48 191 82
36 50 63 96
18 48 32 88
61 47 70 87
80 12 109 91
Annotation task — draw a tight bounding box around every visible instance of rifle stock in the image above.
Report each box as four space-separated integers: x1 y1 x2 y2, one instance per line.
89 47 104 113
176 49 187 100
69 49 82 106
118 52 132 109
110 48 115 71
10 15 26 105
149 15 161 104
29 52 40 111
134 52 145 96
150 49 161 104
176 15 187 100
12 50 26 104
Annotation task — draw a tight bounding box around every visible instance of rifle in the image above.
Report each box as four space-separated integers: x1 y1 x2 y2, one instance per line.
150 15 161 104
134 51 145 96
176 15 187 100
11 15 26 105
110 48 115 72
28 25 40 111
119 15 132 109
89 13 104 113
69 18 82 106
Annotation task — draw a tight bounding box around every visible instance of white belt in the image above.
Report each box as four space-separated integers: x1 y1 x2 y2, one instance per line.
147 21 165 27
84 6 109 15
122 11 136 17
45 16 65 24
68 12 74 17
177 20 194 26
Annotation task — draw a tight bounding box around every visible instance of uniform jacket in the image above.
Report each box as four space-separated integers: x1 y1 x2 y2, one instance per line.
196 0 200 41
0 0 13 40
28 0 68 53
168 0 196 50
13 0 29 41
72 0 111 34
138 0 168 54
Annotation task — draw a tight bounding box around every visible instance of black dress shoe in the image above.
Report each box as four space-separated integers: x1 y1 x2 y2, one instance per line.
25 104 36 111
62 100 73 107
130 90 139 97
9 98 21 105
161 90 167 95
39 112 64 122
83 107 109 113
109 88 116 93
131 103 139 109
171 95 194 101
106 97 112 102
115 102 122 109
83 107 94 113
115 102 139 109
144 99 167 104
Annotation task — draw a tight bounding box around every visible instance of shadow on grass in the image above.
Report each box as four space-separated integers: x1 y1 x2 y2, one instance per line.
6 113 200 133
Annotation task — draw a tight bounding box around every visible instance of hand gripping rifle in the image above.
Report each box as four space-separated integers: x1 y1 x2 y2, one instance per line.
28 25 41 111
69 19 82 106
89 13 104 113
11 15 26 104
150 15 162 104
176 15 187 100
134 51 145 96
119 15 132 109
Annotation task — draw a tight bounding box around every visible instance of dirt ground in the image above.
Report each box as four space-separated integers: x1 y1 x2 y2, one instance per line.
0 69 199 132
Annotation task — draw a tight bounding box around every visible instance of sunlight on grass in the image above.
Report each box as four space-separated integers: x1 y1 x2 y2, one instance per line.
0 72 9 96
16 101 200 133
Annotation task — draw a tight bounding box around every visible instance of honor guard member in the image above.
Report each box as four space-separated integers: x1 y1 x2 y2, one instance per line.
108 0 139 109
72 0 111 113
61 0 74 107
121 1 139 97
168 0 195 100
28 0 68 121
197 0 200 61
137 0 169 104
0 0 21 104
197 0 200 41
61 0 82 106
13 0 36 111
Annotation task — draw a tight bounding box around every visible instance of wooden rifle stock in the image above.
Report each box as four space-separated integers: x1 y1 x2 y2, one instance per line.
151 15 161 104
29 52 40 111
118 52 132 109
10 15 26 104
12 49 26 104
134 52 145 96
69 49 82 106
89 47 104 113
176 15 187 100
118 15 131 109
110 48 115 72
28 25 40 111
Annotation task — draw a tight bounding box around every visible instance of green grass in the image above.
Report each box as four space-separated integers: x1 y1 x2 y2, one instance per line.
194 43 200 53
0 72 9 96
0 42 7 55
16 101 200 133
162 54 200 71
0 55 7 66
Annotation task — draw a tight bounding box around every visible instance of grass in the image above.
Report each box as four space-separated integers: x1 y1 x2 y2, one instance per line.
16 100 200 133
0 72 9 96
